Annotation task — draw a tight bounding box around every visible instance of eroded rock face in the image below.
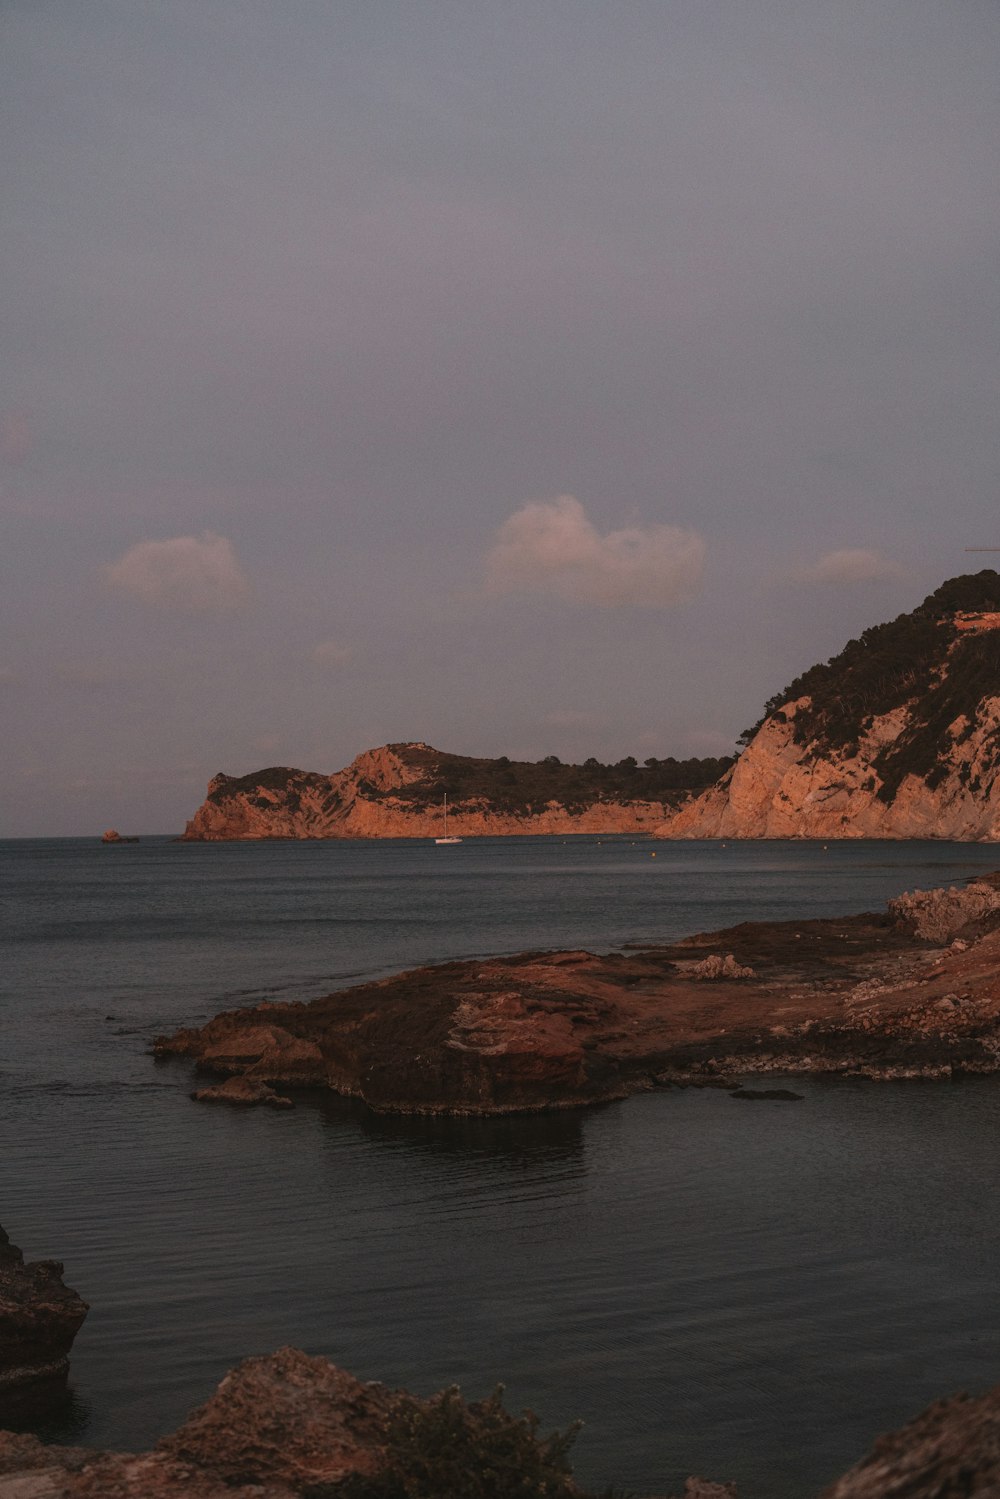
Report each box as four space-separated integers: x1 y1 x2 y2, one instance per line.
155 877 1000 1116
180 742 680 841
821 1383 1000 1498
659 696 1000 841
0 1228 88 1401
658 580 1000 841
0 1348 591 1498
888 878 1000 942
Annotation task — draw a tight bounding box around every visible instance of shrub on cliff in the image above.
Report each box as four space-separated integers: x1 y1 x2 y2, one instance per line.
307 1384 581 1499
736 571 1000 801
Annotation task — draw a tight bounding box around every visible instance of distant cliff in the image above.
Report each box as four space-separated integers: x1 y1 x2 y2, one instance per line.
660 571 1000 841
181 742 733 841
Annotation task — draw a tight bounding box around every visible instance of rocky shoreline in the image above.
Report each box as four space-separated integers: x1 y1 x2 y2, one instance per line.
155 876 1000 1116
3 1346 1000 1498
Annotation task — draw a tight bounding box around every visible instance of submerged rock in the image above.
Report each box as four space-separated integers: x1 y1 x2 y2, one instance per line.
0 1227 88 1411
191 1075 294 1108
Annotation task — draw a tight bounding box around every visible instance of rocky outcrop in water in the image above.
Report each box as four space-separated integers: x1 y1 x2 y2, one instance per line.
154 876 1000 1116
180 742 730 841
659 572 1000 841
0 1228 88 1406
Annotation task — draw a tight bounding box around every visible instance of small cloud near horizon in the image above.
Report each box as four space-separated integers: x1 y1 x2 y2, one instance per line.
485 495 705 608
103 533 249 612
787 548 904 586
311 640 353 668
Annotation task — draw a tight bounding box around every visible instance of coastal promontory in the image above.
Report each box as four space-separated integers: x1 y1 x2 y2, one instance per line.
155 874 1000 1116
658 570 1000 841
180 742 731 841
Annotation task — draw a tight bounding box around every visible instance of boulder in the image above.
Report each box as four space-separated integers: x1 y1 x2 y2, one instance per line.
0 1228 88 1405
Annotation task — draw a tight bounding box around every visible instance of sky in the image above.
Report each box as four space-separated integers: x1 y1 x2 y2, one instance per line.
2 0 999 835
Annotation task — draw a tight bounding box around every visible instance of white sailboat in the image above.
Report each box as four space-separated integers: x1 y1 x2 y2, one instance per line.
434 792 463 845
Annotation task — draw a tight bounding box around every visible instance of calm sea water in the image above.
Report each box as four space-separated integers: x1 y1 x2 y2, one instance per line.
4 835 1000 1496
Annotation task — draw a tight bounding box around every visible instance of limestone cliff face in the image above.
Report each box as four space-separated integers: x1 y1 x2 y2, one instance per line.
662 694 1000 840
660 576 1000 842
182 742 679 841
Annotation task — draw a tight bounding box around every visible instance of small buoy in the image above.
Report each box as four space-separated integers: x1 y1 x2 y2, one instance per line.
651 851 656 857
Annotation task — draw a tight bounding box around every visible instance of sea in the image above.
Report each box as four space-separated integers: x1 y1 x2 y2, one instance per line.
4 834 1000 1497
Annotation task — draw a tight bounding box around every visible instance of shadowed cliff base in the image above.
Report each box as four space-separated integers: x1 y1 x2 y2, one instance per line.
3 1346 1000 1498
155 875 1000 1117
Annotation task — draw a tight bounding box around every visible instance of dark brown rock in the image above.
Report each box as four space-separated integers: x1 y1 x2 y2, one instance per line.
0 1227 88 1412
821 1384 1000 1498
0 1348 588 1497
191 1076 294 1108
154 878 1000 1117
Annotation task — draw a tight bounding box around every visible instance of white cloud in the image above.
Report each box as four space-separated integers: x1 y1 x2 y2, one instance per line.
103 533 249 612
788 548 904 586
311 640 353 668
485 495 705 608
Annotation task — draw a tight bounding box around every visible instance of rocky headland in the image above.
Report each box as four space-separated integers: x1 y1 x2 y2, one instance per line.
180 743 731 841
0 1228 88 1414
155 875 1000 1116
658 570 1000 841
3 1345 1000 1498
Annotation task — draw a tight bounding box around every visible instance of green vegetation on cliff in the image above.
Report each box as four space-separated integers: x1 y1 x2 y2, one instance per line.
207 748 733 816
371 745 733 813
739 570 1000 802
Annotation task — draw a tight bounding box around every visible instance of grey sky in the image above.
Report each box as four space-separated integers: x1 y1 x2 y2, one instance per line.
2 1 998 834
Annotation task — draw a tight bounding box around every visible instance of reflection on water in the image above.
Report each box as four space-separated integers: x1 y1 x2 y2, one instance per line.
317 1088 590 1169
4 836 1000 1496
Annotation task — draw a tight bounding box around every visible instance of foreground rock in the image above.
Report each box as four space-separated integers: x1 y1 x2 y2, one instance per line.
0 1228 88 1409
180 742 730 841
821 1382 1000 1498
0 1346 712 1498
658 571 1000 841
155 876 1000 1116
5 1347 1000 1497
